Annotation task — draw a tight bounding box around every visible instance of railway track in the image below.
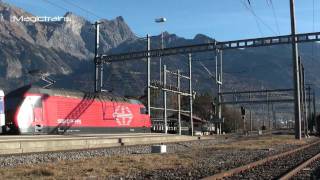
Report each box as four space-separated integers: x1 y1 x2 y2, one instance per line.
282 151 320 179
290 142 320 179
203 140 320 180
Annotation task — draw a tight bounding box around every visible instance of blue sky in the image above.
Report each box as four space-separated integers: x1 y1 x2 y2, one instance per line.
3 0 320 41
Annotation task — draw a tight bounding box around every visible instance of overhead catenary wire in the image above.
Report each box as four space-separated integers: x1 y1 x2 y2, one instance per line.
60 0 102 20
311 0 316 62
44 0 145 39
35 0 73 26
41 0 77 21
42 0 69 12
241 0 263 37
313 0 315 32
44 0 102 22
241 0 278 36
267 0 281 35
42 0 101 29
58 1 138 42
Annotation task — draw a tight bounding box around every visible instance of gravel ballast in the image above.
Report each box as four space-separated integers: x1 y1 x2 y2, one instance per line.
0 135 317 179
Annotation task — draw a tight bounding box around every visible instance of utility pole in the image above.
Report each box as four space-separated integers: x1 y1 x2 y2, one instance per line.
160 32 164 83
155 17 166 83
300 58 308 137
267 91 271 130
272 103 276 129
94 21 101 93
147 34 151 118
250 108 252 132
298 56 304 135
263 91 267 129
233 92 237 132
189 53 194 136
313 89 317 133
216 48 223 134
290 0 302 140
219 50 223 134
163 65 167 134
307 85 311 132
262 104 265 129
303 79 307 135
177 69 182 135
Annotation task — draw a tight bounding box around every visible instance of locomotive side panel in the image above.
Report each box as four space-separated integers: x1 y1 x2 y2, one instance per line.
39 95 150 133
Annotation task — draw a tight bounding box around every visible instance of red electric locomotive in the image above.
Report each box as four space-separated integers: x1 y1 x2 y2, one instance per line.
4 85 151 134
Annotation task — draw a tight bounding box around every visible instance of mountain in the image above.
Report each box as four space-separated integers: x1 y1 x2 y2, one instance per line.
0 2 135 91
0 1 319 103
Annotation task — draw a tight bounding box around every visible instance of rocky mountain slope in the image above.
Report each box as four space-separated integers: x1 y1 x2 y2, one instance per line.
0 2 135 91
0 1 319 101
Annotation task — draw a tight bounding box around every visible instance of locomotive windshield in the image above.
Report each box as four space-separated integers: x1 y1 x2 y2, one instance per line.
17 96 42 133
128 99 142 104
0 94 4 127
0 98 3 114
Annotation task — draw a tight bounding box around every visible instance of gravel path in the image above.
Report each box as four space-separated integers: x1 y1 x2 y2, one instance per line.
0 137 229 168
0 135 317 179
0 135 238 167
118 144 307 179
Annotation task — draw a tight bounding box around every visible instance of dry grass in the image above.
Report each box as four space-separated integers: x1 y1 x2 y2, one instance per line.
0 153 193 179
0 135 309 179
212 135 308 150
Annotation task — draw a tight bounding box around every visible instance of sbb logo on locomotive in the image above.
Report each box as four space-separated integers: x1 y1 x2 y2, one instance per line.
113 105 133 126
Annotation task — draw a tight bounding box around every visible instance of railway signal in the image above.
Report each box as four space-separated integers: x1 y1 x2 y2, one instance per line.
241 106 246 132
241 106 246 116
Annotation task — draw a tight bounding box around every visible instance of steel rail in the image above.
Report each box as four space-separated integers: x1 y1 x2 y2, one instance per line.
202 140 320 180
279 152 320 180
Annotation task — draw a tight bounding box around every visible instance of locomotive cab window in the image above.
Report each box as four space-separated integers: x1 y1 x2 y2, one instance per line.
140 107 147 114
0 98 4 114
33 97 42 108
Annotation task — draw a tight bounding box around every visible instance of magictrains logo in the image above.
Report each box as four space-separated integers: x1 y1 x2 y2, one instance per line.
0 14 71 23
11 15 71 23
